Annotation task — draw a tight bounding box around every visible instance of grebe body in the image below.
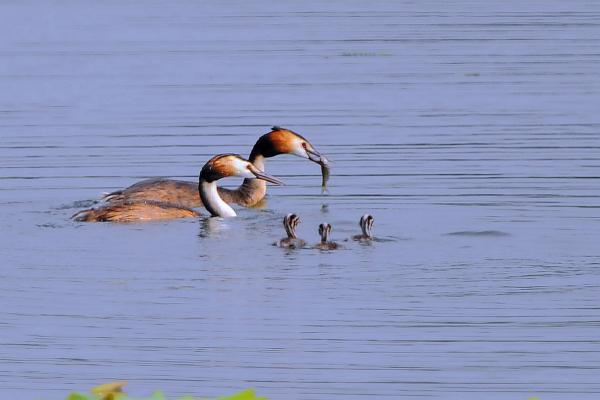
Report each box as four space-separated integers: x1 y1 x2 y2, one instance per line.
73 154 283 222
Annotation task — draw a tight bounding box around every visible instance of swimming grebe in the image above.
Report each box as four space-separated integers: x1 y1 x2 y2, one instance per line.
73 154 283 222
276 213 306 249
102 127 328 208
314 223 340 250
352 214 374 241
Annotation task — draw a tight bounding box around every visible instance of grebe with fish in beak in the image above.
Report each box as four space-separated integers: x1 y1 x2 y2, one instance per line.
102 126 329 208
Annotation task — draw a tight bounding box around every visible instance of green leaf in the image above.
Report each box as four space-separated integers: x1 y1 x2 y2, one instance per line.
66 393 94 400
215 389 266 400
147 391 166 400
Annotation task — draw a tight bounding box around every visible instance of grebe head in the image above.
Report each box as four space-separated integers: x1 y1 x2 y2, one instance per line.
318 222 332 243
283 213 300 239
252 126 329 165
200 154 284 185
360 214 374 238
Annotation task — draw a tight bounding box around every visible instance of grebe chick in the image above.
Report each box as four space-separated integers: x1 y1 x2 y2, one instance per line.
73 154 283 222
276 213 306 249
352 214 374 241
314 223 340 250
103 126 328 208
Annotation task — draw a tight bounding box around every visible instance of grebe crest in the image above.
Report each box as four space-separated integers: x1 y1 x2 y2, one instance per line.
315 222 340 250
276 213 306 249
353 214 374 241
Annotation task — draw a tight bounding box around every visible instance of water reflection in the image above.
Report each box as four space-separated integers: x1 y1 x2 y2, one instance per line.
198 216 230 238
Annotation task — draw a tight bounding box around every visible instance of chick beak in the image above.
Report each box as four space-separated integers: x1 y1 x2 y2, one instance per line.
249 165 284 185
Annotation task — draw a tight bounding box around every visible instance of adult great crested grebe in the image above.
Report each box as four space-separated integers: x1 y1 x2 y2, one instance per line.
276 213 306 249
72 154 283 222
102 126 329 208
352 214 374 241
314 223 341 250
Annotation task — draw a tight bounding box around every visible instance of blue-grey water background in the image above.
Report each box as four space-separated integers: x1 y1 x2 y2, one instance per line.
1 1 600 399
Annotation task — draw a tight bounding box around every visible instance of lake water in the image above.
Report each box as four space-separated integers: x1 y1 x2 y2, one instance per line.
1 1 600 399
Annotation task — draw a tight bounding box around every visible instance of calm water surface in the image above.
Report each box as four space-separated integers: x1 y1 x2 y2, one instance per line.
1 1 600 399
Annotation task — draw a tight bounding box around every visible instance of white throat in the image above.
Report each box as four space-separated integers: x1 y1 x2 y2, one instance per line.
200 180 237 217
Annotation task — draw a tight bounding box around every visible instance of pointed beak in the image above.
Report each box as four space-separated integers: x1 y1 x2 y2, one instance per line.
249 165 284 185
306 147 329 166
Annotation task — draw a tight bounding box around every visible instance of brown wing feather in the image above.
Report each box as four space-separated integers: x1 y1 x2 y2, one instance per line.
103 179 201 208
72 200 201 223
103 178 267 208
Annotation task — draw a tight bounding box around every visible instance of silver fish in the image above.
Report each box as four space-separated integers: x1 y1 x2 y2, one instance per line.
320 158 330 193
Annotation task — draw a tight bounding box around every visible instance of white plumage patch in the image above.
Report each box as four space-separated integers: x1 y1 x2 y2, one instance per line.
231 157 255 178
290 138 309 159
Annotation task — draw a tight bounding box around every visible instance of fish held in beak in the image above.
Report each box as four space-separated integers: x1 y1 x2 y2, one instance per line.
313 152 330 194
306 147 328 164
301 141 331 193
320 161 330 194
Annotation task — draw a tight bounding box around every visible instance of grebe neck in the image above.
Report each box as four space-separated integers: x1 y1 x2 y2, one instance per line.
288 227 297 239
236 154 267 203
249 153 266 171
199 180 236 217
284 221 297 239
362 224 371 238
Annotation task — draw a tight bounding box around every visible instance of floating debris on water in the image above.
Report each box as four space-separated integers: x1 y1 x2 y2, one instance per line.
66 382 267 400
445 230 510 237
